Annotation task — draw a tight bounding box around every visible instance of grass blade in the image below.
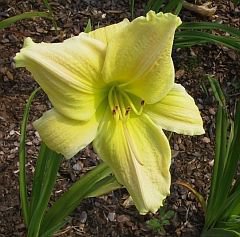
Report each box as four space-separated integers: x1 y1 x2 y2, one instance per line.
19 88 41 227
0 11 51 29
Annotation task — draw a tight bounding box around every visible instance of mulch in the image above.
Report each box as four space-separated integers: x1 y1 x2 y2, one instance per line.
0 0 240 236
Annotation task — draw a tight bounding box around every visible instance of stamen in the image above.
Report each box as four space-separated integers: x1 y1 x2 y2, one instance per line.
125 106 131 116
108 87 115 112
138 100 145 115
116 93 125 120
120 90 144 116
108 86 145 120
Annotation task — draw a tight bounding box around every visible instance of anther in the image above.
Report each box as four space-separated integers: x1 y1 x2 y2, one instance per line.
141 100 145 106
125 107 131 116
112 109 116 115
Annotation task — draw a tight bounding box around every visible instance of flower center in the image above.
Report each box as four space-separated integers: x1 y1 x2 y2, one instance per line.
108 86 145 121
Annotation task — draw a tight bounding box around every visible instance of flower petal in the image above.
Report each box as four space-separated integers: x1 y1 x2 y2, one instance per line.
102 11 182 103
93 111 171 214
34 109 99 159
15 35 107 121
88 19 129 44
145 83 205 135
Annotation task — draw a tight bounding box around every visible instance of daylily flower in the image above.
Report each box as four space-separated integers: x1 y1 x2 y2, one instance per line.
15 11 204 214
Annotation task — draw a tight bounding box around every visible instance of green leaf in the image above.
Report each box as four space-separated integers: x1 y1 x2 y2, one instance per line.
163 0 183 15
205 105 228 227
40 220 67 237
217 215 240 232
19 87 41 227
145 0 164 13
174 31 240 51
180 22 240 37
147 218 163 231
205 78 229 228
176 180 207 213
87 175 122 198
207 76 226 107
164 210 175 219
232 0 240 5
129 0 135 18
39 162 113 236
174 1 184 15
84 18 92 33
27 147 62 237
0 11 52 29
42 0 58 31
201 228 240 237
29 143 50 216
204 84 240 232
162 220 170 225
219 101 240 218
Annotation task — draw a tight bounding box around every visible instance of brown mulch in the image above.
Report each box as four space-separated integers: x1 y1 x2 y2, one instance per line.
0 0 240 236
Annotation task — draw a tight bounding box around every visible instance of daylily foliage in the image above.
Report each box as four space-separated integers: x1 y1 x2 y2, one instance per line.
15 11 204 214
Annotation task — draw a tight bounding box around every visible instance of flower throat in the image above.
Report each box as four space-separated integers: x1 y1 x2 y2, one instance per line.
108 86 145 121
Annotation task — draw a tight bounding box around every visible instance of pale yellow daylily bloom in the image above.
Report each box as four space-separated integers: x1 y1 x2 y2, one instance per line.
15 11 204 214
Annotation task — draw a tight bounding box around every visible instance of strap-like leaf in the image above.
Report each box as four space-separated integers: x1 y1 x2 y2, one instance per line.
87 175 121 198
19 87 41 227
163 0 183 14
205 78 229 228
207 76 226 107
84 18 92 33
175 31 240 50
0 12 51 29
39 162 113 236
180 22 240 37
27 147 62 237
145 0 164 13
220 101 240 218
201 228 240 237
42 0 58 31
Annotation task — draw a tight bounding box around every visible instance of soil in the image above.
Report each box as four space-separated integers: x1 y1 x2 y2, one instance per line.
0 0 240 236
